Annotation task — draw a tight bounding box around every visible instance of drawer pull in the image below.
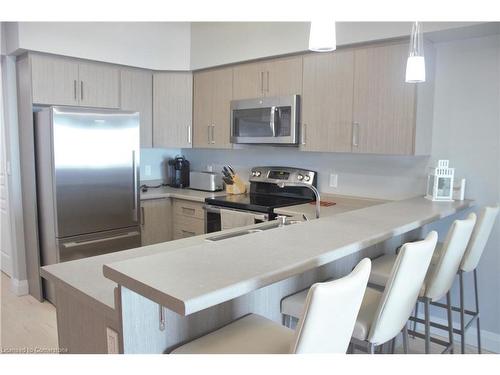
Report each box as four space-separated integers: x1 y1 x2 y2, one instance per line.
181 230 196 236
182 207 196 215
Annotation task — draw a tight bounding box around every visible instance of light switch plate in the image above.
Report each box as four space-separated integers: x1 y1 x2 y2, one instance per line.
144 165 152 176
329 174 338 188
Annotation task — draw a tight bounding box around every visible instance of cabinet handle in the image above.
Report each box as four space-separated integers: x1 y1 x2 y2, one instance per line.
80 81 84 101
266 71 270 92
141 206 145 226
182 207 196 215
158 305 165 331
73 80 77 100
181 230 196 237
207 125 211 144
187 125 192 144
301 123 307 145
352 122 360 147
260 71 264 94
211 124 216 144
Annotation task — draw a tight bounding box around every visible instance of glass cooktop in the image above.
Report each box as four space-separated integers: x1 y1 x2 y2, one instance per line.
205 193 313 214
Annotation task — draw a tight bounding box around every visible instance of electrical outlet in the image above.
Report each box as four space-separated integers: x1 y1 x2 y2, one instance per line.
329 174 338 188
144 165 152 176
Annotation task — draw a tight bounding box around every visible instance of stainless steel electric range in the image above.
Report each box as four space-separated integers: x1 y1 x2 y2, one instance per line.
204 166 317 233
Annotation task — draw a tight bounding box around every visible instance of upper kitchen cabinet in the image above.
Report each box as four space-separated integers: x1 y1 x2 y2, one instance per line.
153 72 193 149
193 67 233 149
31 54 80 106
351 42 434 155
232 56 303 100
301 50 355 152
78 62 120 108
120 69 153 148
30 53 120 109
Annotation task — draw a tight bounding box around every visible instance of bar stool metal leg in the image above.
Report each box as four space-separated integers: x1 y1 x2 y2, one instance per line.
473 269 482 354
446 291 454 353
424 297 431 354
369 343 375 354
412 301 419 338
459 271 466 354
403 323 409 354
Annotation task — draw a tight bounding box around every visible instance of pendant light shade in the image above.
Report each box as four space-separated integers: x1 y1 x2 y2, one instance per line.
405 22 426 83
308 20 336 52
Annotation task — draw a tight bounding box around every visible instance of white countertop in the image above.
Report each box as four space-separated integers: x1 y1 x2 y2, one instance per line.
140 185 225 202
103 197 472 316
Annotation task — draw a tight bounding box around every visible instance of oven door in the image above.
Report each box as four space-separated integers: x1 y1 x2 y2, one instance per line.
231 95 299 144
204 205 270 234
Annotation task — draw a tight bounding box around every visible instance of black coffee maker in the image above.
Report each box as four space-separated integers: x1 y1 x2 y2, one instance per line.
167 156 190 188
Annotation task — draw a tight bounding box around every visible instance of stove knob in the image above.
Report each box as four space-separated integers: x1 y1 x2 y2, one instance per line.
255 171 261 177
252 171 256 177
297 174 304 181
304 175 311 182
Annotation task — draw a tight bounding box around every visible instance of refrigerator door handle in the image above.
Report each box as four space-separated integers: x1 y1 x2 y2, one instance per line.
62 231 141 248
132 150 138 222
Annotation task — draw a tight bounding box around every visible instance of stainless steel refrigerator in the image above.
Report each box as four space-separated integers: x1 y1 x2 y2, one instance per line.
35 106 141 300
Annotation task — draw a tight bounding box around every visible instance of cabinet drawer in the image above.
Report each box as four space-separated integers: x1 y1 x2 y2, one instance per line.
173 216 205 239
173 199 205 220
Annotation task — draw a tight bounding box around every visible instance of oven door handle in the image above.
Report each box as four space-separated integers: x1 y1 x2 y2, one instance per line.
204 205 269 222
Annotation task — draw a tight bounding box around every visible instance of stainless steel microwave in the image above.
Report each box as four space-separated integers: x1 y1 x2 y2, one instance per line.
230 95 300 145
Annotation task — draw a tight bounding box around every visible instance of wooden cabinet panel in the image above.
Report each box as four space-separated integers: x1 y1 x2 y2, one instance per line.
121 69 153 148
31 54 79 106
193 68 233 149
352 43 417 155
173 216 205 239
153 72 193 148
79 62 120 108
301 50 354 152
232 62 266 100
265 56 303 97
140 199 172 246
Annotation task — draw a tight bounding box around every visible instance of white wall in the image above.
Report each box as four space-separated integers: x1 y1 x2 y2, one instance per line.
424 34 500 348
5 22 191 70
190 21 484 69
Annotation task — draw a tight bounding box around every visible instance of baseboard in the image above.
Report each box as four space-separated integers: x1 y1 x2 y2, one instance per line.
414 312 500 354
9 278 29 296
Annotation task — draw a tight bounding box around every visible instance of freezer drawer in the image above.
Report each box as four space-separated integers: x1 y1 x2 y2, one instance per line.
58 227 141 263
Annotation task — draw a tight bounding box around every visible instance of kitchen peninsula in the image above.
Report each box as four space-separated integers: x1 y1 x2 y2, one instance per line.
41 196 471 354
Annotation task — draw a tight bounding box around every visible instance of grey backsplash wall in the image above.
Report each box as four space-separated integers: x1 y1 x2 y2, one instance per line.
143 146 431 200
140 148 181 182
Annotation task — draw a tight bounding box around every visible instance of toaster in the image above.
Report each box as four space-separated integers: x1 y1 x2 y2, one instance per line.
189 171 224 192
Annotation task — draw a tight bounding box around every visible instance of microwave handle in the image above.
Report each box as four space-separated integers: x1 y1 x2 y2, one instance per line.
270 106 277 137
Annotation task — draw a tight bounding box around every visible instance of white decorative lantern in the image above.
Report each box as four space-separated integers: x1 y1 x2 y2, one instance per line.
425 160 454 202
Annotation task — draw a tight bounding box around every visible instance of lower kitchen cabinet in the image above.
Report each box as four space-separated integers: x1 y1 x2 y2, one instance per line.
140 199 172 246
172 199 206 239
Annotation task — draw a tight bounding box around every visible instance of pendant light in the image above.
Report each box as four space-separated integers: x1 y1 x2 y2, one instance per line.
308 20 336 52
405 21 426 83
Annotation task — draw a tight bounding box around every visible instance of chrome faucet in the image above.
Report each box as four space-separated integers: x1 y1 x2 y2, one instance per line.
276 182 321 219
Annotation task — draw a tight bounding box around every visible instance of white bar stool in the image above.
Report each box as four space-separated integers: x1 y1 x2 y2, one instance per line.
281 231 438 354
170 258 371 354
368 213 476 354
436 206 498 353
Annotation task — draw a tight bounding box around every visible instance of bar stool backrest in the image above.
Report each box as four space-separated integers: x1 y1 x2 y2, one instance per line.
425 213 476 301
368 231 438 346
460 206 499 273
291 258 371 354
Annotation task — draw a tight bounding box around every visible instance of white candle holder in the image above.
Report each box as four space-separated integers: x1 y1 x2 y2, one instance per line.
425 160 454 202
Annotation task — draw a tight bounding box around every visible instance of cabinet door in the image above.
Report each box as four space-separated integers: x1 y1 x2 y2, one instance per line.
153 72 193 148
79 63 120 108
232 61 267 100
193 70 213 148
352 43 416 155
301 50 354 152
265 56 303 97
140 199 172 246
31 54 79 106
121 69 153 148
211 67 233 149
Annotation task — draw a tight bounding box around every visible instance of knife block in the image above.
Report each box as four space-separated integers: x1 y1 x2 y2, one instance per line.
226 175 247 195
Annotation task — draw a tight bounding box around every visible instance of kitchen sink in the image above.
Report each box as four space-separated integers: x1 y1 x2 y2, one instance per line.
205 220 301 242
